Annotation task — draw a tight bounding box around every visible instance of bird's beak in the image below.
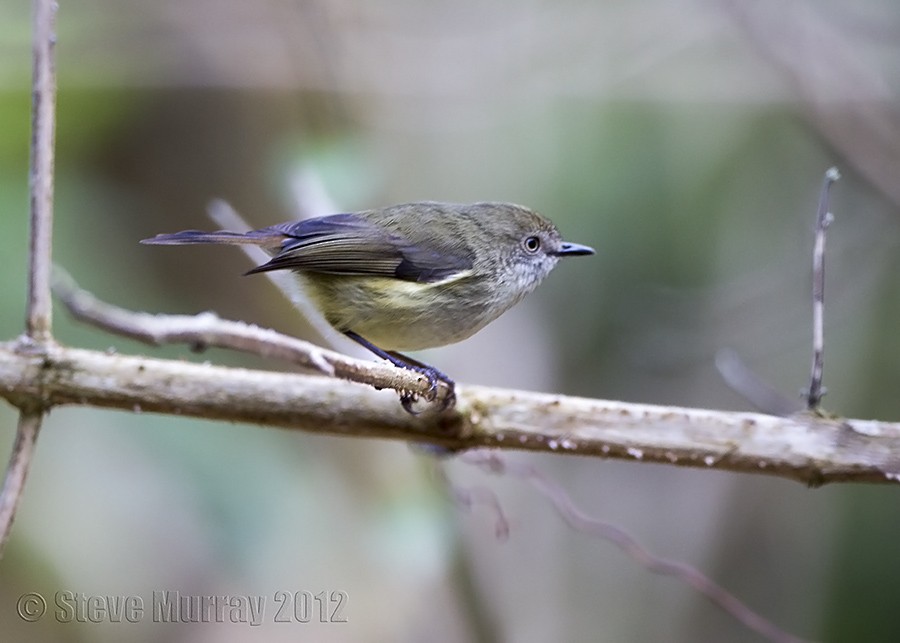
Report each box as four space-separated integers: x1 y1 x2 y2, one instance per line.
551 241 595 257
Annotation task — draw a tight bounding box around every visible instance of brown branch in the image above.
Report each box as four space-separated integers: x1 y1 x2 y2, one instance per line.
0 0 58 559
3 337 900 485
26 0 57 342
45 273 900 484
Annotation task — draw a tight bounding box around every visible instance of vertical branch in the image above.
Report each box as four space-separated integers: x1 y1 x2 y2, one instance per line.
0 0 58 558
807 167 840 410
26 0 58 341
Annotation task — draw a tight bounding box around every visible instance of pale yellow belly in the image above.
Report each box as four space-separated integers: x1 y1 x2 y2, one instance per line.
298 272 505 352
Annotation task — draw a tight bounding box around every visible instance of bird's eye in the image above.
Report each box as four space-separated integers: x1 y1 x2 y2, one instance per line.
523 235 541 253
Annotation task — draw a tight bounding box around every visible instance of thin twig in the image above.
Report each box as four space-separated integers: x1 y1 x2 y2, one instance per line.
807 167 840 410
448 483 511 542
26 0 57 342
461 450 815 643
53 266 334 375
0 0 58 560
0 414 43 553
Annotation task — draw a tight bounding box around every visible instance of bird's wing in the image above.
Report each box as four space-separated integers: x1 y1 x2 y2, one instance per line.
246 214 474 283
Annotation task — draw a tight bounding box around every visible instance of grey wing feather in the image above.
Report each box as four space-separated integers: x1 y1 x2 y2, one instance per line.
246 214 473 283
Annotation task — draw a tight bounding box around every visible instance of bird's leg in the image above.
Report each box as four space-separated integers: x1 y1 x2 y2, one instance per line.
344 331 456 413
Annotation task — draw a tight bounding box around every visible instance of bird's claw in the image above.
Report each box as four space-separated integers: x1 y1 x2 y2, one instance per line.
399 366 456 415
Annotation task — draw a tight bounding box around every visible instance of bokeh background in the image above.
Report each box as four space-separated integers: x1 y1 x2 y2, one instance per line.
2 1 900 641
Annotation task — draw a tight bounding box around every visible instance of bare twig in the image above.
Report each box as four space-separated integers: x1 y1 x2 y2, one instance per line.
26 0 57 342
807 168 840 410
53 267 335 374
448 482 511 542
0 414 43 554
461 451 814 643
717 168 841 415
1 0 58 558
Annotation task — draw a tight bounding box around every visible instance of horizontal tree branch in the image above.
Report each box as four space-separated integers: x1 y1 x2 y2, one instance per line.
2 337 899 486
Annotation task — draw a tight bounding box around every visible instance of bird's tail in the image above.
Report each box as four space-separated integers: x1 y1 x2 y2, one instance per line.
140 228 285 247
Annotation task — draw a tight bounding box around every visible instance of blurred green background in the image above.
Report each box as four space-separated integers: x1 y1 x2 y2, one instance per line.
2 1 900 641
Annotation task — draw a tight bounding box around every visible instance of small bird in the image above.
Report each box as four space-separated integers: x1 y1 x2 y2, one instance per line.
142 201 594 412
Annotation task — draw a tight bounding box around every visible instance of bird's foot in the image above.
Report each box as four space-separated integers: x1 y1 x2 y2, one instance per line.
400 365 456 415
